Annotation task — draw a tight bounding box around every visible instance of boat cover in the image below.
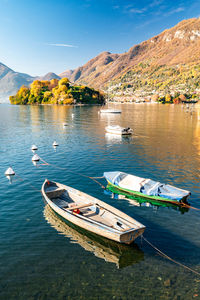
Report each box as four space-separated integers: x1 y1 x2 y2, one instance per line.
104 171 190 200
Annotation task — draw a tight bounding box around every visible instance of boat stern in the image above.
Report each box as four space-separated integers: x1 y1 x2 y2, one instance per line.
119 227 146 244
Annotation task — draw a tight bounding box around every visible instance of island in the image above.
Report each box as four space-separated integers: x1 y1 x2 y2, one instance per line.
9 78 105 105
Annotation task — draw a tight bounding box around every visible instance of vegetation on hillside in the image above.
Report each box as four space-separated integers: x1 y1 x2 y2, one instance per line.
9 78 104 105
107 62 200 101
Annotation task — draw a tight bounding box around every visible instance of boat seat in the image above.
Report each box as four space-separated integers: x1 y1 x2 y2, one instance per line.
46 188 65 198
67 202 93 211
62 203 69 209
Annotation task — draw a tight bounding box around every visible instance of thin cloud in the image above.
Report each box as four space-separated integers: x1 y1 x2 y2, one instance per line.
129 8 146 14
149 0 163 8
124 4 146 14
46 43 78 48
123 1 163 15
164 7 185 16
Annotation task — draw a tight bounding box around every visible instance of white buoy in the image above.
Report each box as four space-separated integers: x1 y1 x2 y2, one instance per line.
53 141 59 147
5 167 15 183
32 154 40 162
72 113 74 119
31 145 38 151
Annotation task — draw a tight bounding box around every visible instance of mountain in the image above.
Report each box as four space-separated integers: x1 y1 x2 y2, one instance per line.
0 63 34 102
38 72 61 81
62 18 200 95
2 17 200 103
59 69 74 78
0 65 61 103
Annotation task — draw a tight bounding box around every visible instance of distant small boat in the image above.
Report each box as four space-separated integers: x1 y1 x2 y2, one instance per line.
182 100 198 104
63 123 68 127
100 109 122 114
41 179 146 244
104 171 191 203
106 125 133 135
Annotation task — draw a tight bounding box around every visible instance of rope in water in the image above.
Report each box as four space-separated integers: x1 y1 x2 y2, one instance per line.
15 173 200 276
142 236 200 276
38 155 200 211
14 164 200 277
15 174 41 193
37 155 106 190
180 203 200 211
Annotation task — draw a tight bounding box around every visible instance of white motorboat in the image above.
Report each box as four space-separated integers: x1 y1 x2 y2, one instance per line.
105 125 133 135
99 109 122 114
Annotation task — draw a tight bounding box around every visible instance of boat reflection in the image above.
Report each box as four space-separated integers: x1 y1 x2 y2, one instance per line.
44 204 144 268
106 185 190 214
105 133 132 144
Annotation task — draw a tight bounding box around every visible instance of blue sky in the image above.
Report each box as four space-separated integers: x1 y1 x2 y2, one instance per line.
0 0 199 76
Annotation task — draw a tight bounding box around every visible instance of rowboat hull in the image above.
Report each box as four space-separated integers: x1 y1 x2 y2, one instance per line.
41 180 146 244
44 204 144 268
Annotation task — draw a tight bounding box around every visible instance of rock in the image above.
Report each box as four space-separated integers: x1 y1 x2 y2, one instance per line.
164 279 171 287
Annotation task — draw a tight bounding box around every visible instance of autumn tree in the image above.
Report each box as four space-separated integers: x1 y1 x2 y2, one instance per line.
165 94 171 102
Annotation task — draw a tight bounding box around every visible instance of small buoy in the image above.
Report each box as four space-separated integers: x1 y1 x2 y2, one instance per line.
5 167 15 183
31 145 38 151
72 113 74 119
53 141 59 147
32 154 40 162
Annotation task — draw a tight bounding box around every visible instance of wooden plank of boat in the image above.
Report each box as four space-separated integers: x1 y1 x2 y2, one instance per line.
41 179 146 244
44 204 144 268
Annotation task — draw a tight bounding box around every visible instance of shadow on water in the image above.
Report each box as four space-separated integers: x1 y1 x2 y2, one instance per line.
103 188 200 267
43 204 144 269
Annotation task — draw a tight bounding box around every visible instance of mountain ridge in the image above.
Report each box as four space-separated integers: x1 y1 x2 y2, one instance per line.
1 17 200 102
62 18 200 91
0 65 60 102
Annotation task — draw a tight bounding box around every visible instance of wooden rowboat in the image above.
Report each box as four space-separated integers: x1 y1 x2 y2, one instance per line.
41 179 146 244
44 204 144 268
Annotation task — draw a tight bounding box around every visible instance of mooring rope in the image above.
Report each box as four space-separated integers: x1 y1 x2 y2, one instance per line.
51 163 106 190
180 203 200 211
36 155 106 190
13 163 200 277
34 154 200 211
142 236 200 276
37 156 49 166
15 174 41 193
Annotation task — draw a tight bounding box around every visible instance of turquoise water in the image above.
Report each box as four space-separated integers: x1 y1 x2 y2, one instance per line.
0 103 200 299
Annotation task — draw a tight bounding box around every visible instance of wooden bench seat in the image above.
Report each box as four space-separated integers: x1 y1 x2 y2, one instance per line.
67 202 94 211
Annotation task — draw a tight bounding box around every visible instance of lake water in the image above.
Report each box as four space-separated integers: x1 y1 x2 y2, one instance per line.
0 103 200 299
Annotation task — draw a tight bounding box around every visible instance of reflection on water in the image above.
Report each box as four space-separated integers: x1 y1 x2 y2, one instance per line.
44 204 144 269
194 103 200 161
1 103 200 299
105 133 132 144
105 185 190 214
